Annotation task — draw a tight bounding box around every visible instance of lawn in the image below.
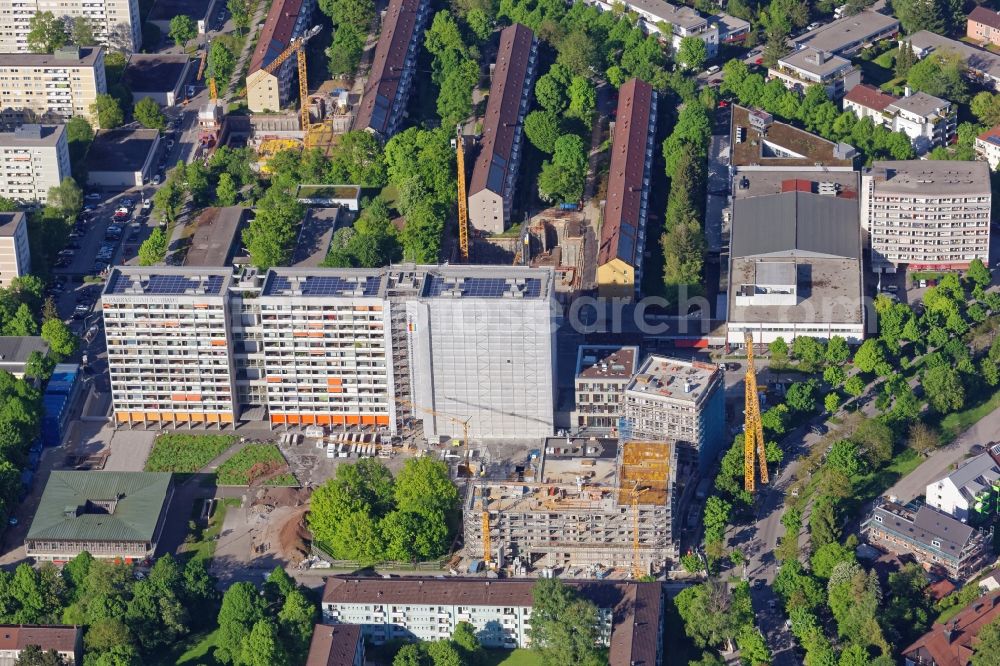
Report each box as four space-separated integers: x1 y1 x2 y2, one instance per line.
481 649 545 665
938 385 1000 442
173 629 222 666
857 58 895 87
145 434 236 473
216 444 297 486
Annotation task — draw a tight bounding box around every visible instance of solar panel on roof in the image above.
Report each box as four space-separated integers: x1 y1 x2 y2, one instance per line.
106 273 224 295
370 95 390 131
988 135 1000 147
486 155 507 193
617 233 635 263
425 276 542 298
265 274 382 297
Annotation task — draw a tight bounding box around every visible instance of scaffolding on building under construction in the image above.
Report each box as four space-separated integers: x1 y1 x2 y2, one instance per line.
464 438 678 577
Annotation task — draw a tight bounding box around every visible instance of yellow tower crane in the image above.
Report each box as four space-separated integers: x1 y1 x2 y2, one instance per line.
209 77 218 102
743 332 769 493
262 25 322 135
631 483 649 578
454 125 470 262
482 510 491 567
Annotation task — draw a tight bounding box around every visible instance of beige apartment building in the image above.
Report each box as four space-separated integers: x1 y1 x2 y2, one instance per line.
0 124 70 205
0 47 107 129
0 0 141 52
861 160 992 272
0 212 29 288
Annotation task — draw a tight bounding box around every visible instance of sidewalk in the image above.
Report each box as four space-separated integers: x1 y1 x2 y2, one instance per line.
224 0 268 101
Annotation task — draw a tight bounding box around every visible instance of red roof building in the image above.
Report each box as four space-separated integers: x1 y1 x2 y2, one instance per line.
596 78 657 300
0 625 82 665
305 624 363 666
245 0 316 113
902 590 1000 665
843 83 897 113
352 0 430 139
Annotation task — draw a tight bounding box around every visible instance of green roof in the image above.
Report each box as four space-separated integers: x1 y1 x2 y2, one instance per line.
295 184 361 200
27 471 173 543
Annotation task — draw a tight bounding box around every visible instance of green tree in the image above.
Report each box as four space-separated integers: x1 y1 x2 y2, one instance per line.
328 131 387 187
41 319 76 361
810 541 856 579
27 12 68 53
216 173 238 206
46 177 82 222
893 0 948 34
785 381 817 414
228 0 254 33
216 582 266 658
924 365 964 413
242 188 303 269
823 365 846 387
238 618 285 666
852 339 885 374
827 561 889 654
451 621 481 663
567 76 596 122
152 179 183 224
556 31 596 77
168 15 197 49
854 418 894 465
678 36 708 70
534 65 571 112
133 97 166 131
395 456 458 518
393 644 425 666
326 26 365 77
528 578 604 665
208 40 236 86
426 640 463 666
703 495 731 546
736 626 771 666
972 617 1000 666
844 375 865 399
69 17 97 46
907 51 968 102
277 588 314 661
437 59 478 127
826 440 863 477
14 645 66 666
524 110 562 153
538 134 587 203
675 580 752 651
967 257 991 289
90 94 123 129
809 497 840 550
769 337 789 365
792 336 826 369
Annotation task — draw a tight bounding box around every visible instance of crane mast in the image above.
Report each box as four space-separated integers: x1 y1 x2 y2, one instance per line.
743 332 769 492
455 125 470 262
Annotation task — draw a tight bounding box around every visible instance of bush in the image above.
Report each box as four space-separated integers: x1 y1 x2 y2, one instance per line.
145 434 236 472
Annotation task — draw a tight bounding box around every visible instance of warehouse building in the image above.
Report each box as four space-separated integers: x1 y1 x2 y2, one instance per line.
246 0 317 113
25 471 174 562
352 0 430 139
861 160 991 272
467 24 537 235
465 437 678 574
0 124 71 205
620 355 724 473
0 212 30 288
102 265 557 441
726 172 865 345
0 47 106 129
596 78 657 300
321 576 664 664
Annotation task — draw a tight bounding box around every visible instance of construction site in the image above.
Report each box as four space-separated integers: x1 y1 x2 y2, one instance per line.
464 437 678 578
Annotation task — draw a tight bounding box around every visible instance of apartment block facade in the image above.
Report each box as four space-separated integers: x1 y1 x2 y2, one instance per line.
0 47 107 129
102 268 239 427
925 451 1000 524
0 212 29 288
968 6 1000 48
352 0 430 139
571 345 638 431
588 0 719 59
768 48 861 99
245 0 316 113
861 160 991 272
102 265 557 440
0 124 70 205
843 85 956 154
0 0 141 52
619 355 725 472
467 24 537 234
321 577 664 664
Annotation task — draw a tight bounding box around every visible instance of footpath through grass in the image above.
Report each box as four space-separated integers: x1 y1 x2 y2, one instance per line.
938 384 1000 442
145 433 236 473
216 444 297 486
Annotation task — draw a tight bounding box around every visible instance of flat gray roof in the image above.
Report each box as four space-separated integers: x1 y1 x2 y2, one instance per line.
0 124 65 148
0 212 25 237
291 208 339 268
86 129 158 174
0 47 102 68
731 190 861 260
865 160 991 197
0 336 48 368
575 345 639 381
184 207 246 267
887 91 949 118
728 257 863 324
625 355 720 405
907 30 1000 81
621 0 708 30
123 54 190 94
792 10 899 54
779 48 852 77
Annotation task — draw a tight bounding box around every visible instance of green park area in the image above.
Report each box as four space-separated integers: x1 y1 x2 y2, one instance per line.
144 433 237 473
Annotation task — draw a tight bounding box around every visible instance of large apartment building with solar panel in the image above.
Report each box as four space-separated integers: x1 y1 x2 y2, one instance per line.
101 265 556 440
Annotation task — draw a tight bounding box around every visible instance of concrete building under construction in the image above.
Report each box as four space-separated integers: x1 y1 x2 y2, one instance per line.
464 437 677 575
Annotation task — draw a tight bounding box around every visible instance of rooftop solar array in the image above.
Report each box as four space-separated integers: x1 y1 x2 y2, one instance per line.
105 272 227 296
485 154 508 194
265 274 384 297
988 135 1000 147
424 275 542 299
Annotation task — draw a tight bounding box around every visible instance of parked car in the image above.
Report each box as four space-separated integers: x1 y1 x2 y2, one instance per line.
73 303 90 319
84 192 101 201
152 174 162 185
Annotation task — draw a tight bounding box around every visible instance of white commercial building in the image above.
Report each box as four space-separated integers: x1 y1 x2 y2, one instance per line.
0 47 107 129
0 124 70 205
727 171 865 345
926 451 1000 523
769 47 861 99
0 0 141 52
587 0 719 59
861 160 991 272
842 84 956 154
0 212 30 288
